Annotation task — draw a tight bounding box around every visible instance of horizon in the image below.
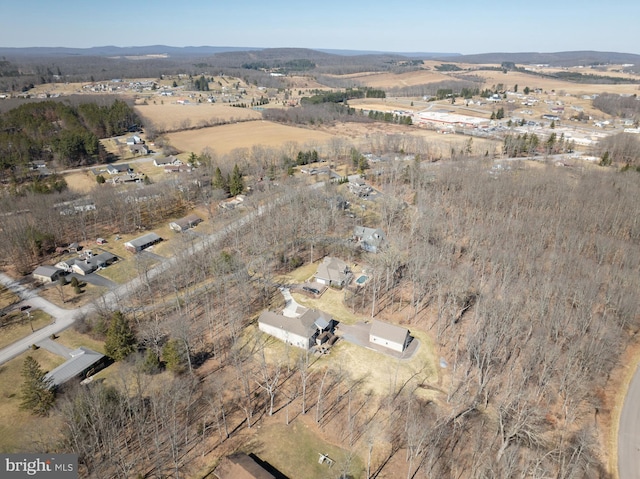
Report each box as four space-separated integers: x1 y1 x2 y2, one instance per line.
1 0 639 56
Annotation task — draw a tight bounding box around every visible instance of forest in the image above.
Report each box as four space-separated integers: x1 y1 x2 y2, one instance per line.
10 152 637 478
0 99 139 182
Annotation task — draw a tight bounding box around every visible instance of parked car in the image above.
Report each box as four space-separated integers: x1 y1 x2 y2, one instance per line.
20 305 31 311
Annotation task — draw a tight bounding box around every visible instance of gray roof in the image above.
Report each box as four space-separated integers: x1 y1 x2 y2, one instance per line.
94 252 117 264
370 319 410 344
126 232 162 248
73 260 96 274
107 163 131 173
33 265 63 278
354 226 386 246
259 309 332 339
315 257 350 283
44 347 104 387
170 214 202 230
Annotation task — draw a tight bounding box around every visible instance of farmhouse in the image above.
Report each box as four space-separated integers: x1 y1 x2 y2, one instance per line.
353 226 386 253
258 308 334 349
44 347 107 388
214 453 275 479
169 214 203 232
124 232 162 253
369 319 411 353
314 257 351 287
32 265 65 283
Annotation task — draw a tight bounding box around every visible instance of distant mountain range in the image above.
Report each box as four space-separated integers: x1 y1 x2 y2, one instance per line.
0 45 459 59
437 51 640 66
0 46 638 67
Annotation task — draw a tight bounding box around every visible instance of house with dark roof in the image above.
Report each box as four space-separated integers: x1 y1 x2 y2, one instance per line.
258 309 334 349
94 252 118 267
169 214 203 232
214 453 276 479
314 257 351 288
369 319 411 353
33 265 65 283
124 232 162 253
44 347 107 388
353 226 386 253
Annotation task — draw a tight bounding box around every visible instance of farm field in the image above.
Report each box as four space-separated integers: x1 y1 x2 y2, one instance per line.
339 69 453 88
166 121 340 157
135 102 262 131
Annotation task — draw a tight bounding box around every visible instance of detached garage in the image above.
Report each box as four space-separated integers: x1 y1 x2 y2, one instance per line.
369 319 411 353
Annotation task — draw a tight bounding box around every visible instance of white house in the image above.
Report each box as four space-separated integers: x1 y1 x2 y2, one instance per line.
369 319 411 353
258 309 333 349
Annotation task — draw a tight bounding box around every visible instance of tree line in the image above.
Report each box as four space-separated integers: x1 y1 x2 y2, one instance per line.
0 99 139 182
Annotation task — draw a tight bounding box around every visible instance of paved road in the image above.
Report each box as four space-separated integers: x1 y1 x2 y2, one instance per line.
619 360 640 479
0 195 282 367
0 273 93 365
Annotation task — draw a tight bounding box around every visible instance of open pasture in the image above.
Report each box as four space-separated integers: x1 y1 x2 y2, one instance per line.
166 121 339 157
135 102 262 131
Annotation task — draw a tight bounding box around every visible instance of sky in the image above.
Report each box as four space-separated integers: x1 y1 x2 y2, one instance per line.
2 0 639 55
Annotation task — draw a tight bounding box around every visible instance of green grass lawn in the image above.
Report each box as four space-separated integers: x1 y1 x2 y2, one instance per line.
0 310 53 350
248 421 364 479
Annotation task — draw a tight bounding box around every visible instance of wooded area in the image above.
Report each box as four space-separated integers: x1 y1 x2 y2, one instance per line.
28 158 639 478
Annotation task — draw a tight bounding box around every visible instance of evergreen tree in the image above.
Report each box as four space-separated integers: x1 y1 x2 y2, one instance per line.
162 339 187 374
20 356 55 416
104 311 136 361
141 348 161 374
229 164 244 196
212 167 228 194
